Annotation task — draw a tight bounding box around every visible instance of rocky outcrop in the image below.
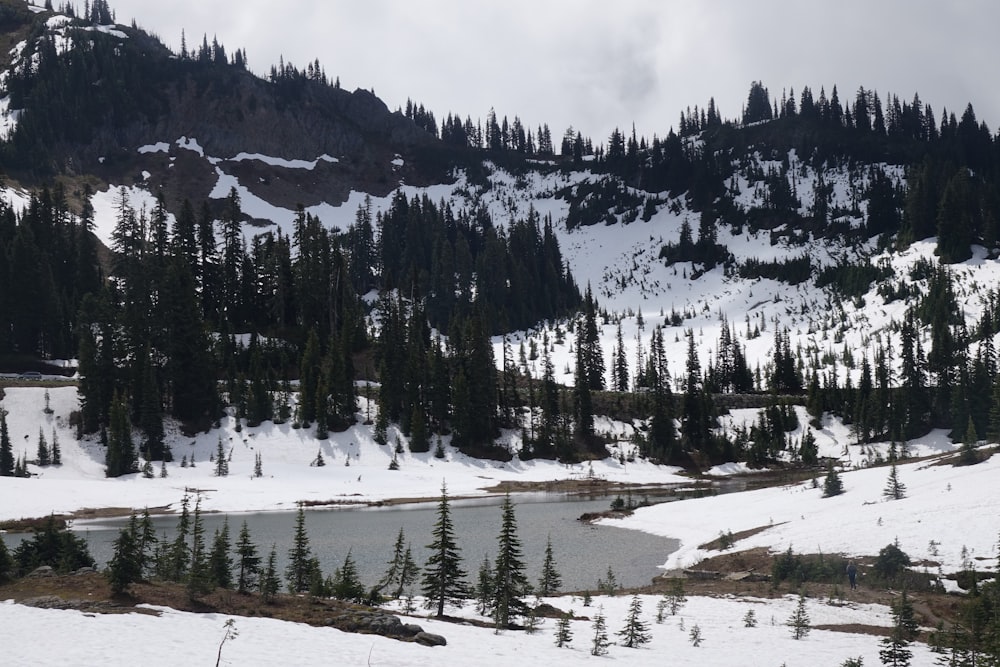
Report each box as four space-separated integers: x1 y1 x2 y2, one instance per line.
323 607 446 646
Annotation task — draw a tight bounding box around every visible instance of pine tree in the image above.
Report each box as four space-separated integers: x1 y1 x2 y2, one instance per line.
879 590 914 666
166 495 191 581
208 518 233 589
332 550 366 602
379 527 420 599
591 606 610 656
492 493 531 629
214 437 229 477
537 534 562 596
555 613 574 647
0 537 14 583
50 427 60 465
36 427 50 466
0 408 13 476
260 544 280 602
421 483 471 617
618 594 651 648
884 464 907 500
475 553 494 616
187 497 211 596
106 391 137 477
235 520 261 593
666 578 687 615
134 509 157 577
107 525 142 594
823 462 844 497
253 452 263 478
285 506 314 593
788 594 811 639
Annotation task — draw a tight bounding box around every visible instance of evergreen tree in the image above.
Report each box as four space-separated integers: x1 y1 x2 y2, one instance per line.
492 493 531 628
0 537 13 584
332 550 366 602
421 483 471 617
884 464 907 500
555 613 574 647
260 544 280 602
107 525 142 595
378 527 419 599
475 554 494 615
214 437 229 477
879 591 914 666
134 509 157 577
187 497 211 596
591 606 610 656
823 462 845 497
208 517 233 589
0 408 13 476
537 534 562 596
618 594 651 648
105 391 137 477
665 578 687 615
165 494 191 582
235 520 261 593
285 506 314 593
50 427 60 465
788 593 811 639
36 427 50 466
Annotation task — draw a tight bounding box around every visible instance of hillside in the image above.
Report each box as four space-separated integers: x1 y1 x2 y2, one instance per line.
4 1 1000 664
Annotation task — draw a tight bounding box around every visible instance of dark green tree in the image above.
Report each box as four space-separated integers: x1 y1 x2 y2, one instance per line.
332 550 366 602
884 464 906 500
12 515 95 575
591 606 610 656
0 537 14 583
36 427 50 466
187 498 211 596
421 483 471 617
555 613 573 648
234 520 261 593
378 527 420 599
538 534 562 596
260 544 280 602
105 391 137 478
788 594 811 639
617 594 651 648
285 506 314 593
164 495 191 582
106 525 142 595
0 408 13 476
823 463 844 497
492 493 531 628
879 591 914 666
208 517 233 589
475 554 494 615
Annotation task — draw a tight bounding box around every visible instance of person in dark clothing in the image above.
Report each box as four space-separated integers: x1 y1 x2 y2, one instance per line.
847 560 858 589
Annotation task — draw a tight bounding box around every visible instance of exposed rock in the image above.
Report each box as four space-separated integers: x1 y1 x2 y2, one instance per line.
27 566 56 578
414 631 448 647
320 606 445 645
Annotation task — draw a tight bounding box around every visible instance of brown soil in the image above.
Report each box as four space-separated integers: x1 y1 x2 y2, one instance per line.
625 546 965 640
0 572 425 635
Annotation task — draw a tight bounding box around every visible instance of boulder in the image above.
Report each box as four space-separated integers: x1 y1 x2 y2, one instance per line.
414 631 447 647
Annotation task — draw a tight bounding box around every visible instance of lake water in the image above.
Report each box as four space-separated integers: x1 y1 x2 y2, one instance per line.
8 494 679 593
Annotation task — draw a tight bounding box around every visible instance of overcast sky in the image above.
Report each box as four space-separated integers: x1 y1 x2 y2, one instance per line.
108 1 1000 146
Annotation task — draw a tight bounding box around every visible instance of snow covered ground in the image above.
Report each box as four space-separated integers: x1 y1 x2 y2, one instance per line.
0 591 939 667
1 383 993 665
